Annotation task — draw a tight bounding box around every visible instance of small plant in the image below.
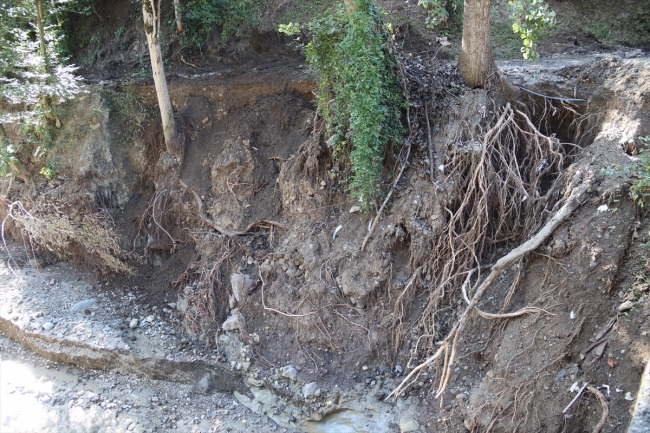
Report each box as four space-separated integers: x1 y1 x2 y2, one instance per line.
508 0 555 59
39 166 56 179
629 136 650 207
115 26 125 39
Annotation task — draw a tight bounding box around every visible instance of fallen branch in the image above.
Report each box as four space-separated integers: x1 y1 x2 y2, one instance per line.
180 180 286 237
361 143 412 251
389 170 593 401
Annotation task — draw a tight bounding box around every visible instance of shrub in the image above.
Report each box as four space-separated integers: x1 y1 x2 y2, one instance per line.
281 0 405 206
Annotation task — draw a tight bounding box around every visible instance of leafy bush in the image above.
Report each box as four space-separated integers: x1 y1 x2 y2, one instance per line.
508 0 555 59
281 0 405 206
419 0 463 29
629 137 650 207
183 0 264 47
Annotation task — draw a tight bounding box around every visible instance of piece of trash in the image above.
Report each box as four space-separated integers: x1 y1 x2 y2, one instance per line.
437 164 445 172
597 204 609 213
536 158 548 174
607 358 617 368
616 388 622 393
555 369 566 385
436 36 451 47
332 225 343 240
601 384 610 395
569 381 580 392
570 311 576 320
625 392 635 401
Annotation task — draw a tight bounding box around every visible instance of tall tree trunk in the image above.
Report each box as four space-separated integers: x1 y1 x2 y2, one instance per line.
34 0 57 124
143 0 182 156
173 0 183 32
458 0 496 88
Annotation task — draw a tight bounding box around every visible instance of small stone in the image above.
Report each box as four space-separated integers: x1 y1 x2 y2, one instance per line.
281 365 298 381
194 373 213 395
42 322 54 331
222 309 244 331
146 315 154 322
349 205 361 214
362 365 368 371
129 318 138 329
56 333 64 338
49 279 56 286
167 302 176 309
618 300 635 312
29 259 44 269
122 300 131 307
399 415 419 432
302 382 320 398
625 392 635 401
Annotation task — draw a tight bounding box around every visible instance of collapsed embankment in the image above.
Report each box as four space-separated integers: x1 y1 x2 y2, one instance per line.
1 55 650 432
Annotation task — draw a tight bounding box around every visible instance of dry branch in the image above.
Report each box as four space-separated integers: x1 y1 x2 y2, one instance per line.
389 169 593 401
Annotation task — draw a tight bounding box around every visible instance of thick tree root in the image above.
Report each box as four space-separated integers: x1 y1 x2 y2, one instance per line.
180 180 287 236
389 169 593 401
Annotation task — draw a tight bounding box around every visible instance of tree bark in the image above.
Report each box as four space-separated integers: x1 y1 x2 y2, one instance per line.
172 0 182 32
458 0 496 88
143 0 182 156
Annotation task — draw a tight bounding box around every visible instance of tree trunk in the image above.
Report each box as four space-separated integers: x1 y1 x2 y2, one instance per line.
172 0 182 32
143 0 182 156
458 0 496 88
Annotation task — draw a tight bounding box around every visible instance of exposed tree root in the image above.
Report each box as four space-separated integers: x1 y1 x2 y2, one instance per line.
586 385 609 433
389 168 593 401
179 180 287 236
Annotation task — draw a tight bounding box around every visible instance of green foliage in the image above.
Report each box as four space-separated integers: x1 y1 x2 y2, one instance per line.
40 166 56 179
101 88 144 145
281 0 405 206
508 0 555 59
629 136 650 207
419 0 463 29
183 0 264 47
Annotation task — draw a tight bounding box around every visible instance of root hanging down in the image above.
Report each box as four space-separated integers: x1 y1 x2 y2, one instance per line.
389 169 592 401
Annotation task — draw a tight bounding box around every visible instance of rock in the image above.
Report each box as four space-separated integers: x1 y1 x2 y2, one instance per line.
146 315 154 323
194 373 213 395
167 302 176 309
619 300 635 312
70 299 97 312
42 322 54 331
349 205 361 213
129 318 138 329
222 309 244 331
399 415 419 432
28 259 44 269
230 273 254 303
280 365 298 381
302 382 320 398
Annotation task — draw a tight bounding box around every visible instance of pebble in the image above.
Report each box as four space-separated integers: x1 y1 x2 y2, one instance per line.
42 322 54 331
349 205 361 213
618 300 635 312
302 382 321 398
129 318 138 329
146 315 154 323
280 365 298 381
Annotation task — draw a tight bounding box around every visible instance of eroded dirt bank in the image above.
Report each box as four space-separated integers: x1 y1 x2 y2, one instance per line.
2 53 650 433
